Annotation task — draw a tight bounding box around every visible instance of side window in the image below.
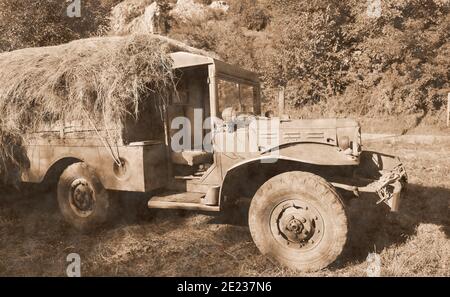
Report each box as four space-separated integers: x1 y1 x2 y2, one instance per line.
217 79 255 116
239 84 254 113
218 80 239 113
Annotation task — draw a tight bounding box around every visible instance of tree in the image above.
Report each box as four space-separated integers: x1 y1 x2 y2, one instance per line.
0 0 120 52
260 1 350 107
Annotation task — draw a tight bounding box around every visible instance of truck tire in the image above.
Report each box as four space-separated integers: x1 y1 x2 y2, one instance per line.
57 162 114 232
249 171 347 272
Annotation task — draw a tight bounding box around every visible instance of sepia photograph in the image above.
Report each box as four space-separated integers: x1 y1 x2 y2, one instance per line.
0 0 448 281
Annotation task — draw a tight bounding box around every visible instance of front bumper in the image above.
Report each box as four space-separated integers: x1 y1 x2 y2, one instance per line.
332 151 407 212
356 151 408 212
384 180 403 212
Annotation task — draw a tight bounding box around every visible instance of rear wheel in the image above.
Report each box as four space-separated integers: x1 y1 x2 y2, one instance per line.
57 162 115 232
249 171 348 271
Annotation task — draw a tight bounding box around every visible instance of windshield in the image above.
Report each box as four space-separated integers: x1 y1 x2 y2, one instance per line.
217 78 255 116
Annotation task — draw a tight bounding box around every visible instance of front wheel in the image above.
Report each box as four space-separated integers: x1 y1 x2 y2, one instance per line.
57 162 115 232
249 171 348 272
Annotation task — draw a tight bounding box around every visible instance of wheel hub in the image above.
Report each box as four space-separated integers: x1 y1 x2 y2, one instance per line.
69 179 95 217
287 218 303 233
270 198 324 250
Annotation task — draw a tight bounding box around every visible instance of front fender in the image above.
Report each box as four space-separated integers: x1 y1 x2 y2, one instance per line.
219 142 359 208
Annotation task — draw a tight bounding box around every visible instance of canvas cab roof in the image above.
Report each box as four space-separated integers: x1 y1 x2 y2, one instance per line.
169 51 260 86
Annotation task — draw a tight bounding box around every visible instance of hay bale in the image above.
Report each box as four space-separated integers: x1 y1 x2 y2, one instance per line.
0 33 212 184
0 34 176 131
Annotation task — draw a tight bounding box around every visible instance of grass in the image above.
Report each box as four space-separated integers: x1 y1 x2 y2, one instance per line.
0 141 448 276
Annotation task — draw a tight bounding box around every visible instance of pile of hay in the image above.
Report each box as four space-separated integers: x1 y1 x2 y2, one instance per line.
0 34 175 131
0 129 28 186
0 33 208 184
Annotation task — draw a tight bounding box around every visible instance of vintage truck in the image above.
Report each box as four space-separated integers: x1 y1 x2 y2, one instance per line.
21 52 407 271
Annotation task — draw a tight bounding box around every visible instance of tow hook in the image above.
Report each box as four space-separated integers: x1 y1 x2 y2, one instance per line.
375 164 407 205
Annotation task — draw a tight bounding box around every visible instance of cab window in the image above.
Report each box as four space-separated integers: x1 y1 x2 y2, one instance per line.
217 79 254 116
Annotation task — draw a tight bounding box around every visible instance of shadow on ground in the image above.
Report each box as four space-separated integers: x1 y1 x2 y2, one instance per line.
334 183 450 268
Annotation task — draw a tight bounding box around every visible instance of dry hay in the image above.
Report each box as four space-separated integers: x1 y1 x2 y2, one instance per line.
0 129 28 186
0 34 175 129
0 33 207 184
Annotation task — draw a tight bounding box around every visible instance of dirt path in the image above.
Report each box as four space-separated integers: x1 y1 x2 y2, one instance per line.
0 142 449 276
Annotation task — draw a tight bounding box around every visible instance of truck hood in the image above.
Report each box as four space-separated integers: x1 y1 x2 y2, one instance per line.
280 118 359 129
250 117 360 152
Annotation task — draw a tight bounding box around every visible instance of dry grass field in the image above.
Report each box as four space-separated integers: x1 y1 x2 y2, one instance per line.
0 140 448 276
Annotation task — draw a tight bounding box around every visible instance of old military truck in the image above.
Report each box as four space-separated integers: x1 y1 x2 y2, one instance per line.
21 52 407 271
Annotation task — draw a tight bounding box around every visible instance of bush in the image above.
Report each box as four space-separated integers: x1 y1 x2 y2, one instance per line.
258 0 450 117
1 0 449 121
0 0 121 52
260 1 349 106
229 0 270 31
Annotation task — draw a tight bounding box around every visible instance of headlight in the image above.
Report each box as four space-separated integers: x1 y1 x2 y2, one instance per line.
338 135 351 151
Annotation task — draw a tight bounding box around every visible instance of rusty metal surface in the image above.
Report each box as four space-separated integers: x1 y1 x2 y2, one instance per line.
22 141 167 193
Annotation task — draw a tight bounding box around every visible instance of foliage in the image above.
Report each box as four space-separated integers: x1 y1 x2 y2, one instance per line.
228 0 271 31
0 0 121 52
1 0 449 118
259 1 350 107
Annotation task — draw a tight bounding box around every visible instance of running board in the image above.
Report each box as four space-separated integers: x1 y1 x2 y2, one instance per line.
147 191 220 212
148 200 220 212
